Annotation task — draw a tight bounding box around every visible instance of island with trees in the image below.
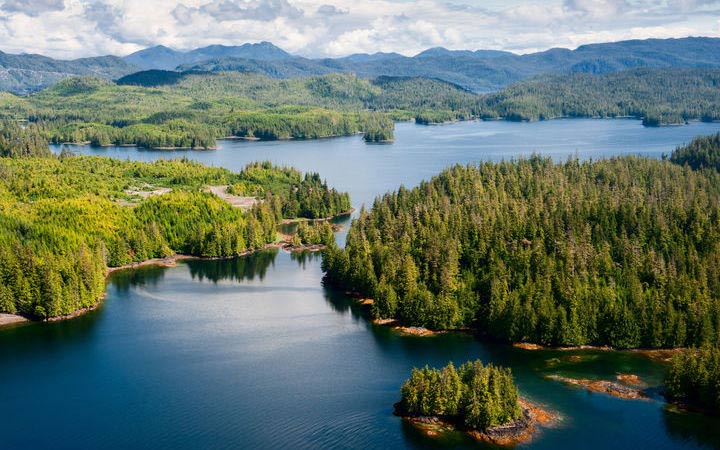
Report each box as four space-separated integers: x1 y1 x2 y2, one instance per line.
395 360 551 444
0 122 346 321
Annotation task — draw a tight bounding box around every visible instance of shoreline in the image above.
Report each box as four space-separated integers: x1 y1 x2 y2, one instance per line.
512 342 686 361
0 295 105 329
0 239 330 329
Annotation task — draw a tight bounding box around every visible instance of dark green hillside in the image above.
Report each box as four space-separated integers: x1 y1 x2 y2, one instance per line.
670 133 720 172
323 154 720 349
481 68 720 124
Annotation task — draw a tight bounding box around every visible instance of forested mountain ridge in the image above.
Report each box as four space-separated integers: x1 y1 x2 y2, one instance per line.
0 51 138 95
322 149 720 349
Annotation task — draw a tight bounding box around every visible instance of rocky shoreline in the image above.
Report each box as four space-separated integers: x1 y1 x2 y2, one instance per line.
396 398 555 445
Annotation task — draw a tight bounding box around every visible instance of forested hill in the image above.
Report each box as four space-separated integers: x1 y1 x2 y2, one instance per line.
0 122 350 319
323 152 720 349
670 133 720 171
0 67 719 150
480 68 720 124
0 72 483 147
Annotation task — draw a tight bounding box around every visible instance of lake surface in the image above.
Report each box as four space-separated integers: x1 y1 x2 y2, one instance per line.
4 119 720 449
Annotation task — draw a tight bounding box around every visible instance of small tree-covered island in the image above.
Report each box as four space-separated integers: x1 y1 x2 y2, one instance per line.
0 123 349 321
395 360 553 445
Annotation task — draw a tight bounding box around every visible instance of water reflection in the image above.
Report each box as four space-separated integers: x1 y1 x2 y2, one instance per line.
290 249 322 268
109 265 169 292
185 249 279 283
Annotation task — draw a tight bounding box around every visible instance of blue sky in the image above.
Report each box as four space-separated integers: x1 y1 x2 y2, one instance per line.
1 0 719 59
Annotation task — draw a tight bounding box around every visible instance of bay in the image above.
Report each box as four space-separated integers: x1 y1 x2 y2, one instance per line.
3 119 720 449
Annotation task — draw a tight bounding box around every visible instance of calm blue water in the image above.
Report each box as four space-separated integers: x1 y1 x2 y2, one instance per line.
3 119 720 449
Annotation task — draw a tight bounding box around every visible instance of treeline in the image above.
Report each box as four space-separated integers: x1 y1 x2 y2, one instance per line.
323 155 720 348
670 132 720 172
293 222 335 247
665 346 720 412
0 126 350 318
0 121 50 157
397 360 522 431
49 120 217 149
227 161 351 219
225 108 392 141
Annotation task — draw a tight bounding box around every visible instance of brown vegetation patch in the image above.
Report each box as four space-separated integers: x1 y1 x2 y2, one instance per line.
631 348 685 363
206 185 259 210
0 313 29 328
514 342 546 350
394 326 439 336
616 374 644 386
546 375 647 400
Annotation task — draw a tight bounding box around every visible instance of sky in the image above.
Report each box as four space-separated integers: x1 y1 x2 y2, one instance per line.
0 0 719 59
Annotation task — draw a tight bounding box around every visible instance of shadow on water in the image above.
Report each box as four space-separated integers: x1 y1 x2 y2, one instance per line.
0 305 103 350
321 283 368 321
663 406 720 448
399 419 494 450
184 248 279 283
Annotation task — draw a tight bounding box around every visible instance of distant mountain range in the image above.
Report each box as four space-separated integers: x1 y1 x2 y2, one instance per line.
170 37 720 92
1 37 719 95
0 52 137 95
123 41 292 70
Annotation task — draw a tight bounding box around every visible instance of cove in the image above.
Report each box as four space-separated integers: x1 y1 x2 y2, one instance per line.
3 119 720 449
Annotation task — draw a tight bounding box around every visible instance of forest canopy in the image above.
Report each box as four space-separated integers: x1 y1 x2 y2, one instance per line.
323 151 720 349
0 124 349 319
669 132 720 172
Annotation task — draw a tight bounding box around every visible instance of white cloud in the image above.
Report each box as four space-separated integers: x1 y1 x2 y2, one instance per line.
0 0 718 59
